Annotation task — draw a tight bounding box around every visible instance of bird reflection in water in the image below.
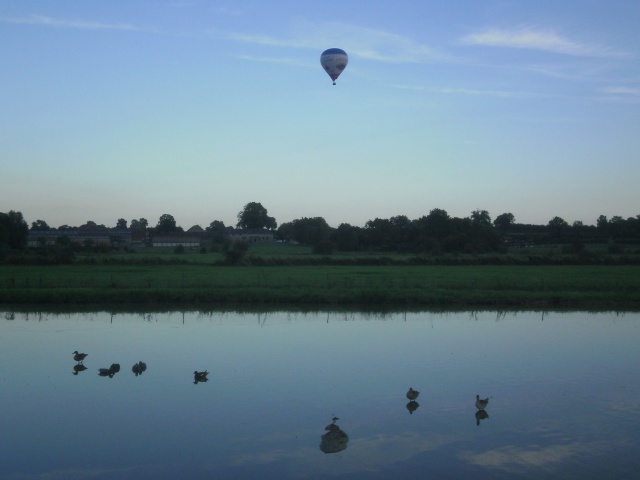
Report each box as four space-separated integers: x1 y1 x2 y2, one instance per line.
132 361 147 376
475 394 490 426
320 417 349 454
193 370 208 384
72 364 88 375
98 363 121 378
406 400 420 414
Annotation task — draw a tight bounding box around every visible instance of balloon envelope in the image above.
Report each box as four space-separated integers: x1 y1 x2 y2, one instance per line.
320 48 348 84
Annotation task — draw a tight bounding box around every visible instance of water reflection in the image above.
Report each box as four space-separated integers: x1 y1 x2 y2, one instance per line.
406 400 420 414
72 363 88 375
475 408 489 426
98 363 121 378
320 417 349 454
1 309 639 479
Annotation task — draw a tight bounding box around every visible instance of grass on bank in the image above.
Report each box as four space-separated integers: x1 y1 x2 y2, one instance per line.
1 263 639 309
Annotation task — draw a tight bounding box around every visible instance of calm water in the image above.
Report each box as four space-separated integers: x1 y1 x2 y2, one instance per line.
1 310 639 479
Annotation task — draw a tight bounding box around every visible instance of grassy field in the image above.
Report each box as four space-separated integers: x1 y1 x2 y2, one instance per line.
1 261 639 309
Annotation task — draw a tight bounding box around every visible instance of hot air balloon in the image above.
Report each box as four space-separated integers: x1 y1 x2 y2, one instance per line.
320 48 348 85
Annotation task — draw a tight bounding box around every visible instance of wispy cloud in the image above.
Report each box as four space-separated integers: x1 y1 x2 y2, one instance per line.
222 21 446 63
387 84 557 99
460 27 627 58
233 54 313 68
1 14 148 32
602 86 640 96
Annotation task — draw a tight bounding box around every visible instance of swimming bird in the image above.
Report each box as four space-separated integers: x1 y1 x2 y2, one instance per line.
73 351 88 362
406 388 420 401
194 370 209 384
132 361 147 376
475 394 489 410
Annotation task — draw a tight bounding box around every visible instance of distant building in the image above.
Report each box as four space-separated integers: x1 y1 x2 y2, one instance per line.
27 229 132 247
225 228 274 243
150 225 204 247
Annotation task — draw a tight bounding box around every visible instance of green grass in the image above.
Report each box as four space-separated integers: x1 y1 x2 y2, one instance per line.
1 263 639 309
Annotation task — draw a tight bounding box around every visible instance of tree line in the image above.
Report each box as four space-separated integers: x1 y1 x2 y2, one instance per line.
2 202 640 255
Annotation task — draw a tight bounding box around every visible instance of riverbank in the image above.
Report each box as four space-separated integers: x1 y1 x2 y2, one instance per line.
1 264 639 310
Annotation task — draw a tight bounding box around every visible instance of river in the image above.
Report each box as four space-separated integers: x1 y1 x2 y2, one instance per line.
1 309 639 479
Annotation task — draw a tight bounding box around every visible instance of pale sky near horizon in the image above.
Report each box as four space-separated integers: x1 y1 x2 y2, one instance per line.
1 0 639 230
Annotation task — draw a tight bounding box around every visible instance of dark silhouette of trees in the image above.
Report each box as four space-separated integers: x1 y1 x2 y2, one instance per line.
493 213 515 233
130 218 148 230
206 220 226 243
237 202 277 230
277 217 331 246
206 220 226 233
333 223 361 252
30 220 51 231
6 202 640 259
547 216 570 241
154 214 182 233
0 210 29 250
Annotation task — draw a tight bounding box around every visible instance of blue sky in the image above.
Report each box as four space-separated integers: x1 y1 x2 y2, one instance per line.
1 0 638 230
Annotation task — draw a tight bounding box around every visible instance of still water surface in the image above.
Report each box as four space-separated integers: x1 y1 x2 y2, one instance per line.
1 310 639 479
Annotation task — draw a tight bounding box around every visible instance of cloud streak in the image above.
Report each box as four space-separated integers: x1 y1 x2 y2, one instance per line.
602 86 640 96
460 27 627 58
387 84 559 99
223 21 446 63
1 14 147 32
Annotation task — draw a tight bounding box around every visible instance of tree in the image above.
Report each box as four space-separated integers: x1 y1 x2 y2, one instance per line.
155 214 180 233
236 202 277 230
421 208 451 239
596 215 608 237
334 223 361 251
206 220 226 243
115 218 128 230
290 217 331 246
547 216 570 241
31 220 51 231
79 221 107 231
206 220 226 233
493 213 515 233
471 209 492 228
0 210 29 250
130 218 148 229
364 218 393 250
